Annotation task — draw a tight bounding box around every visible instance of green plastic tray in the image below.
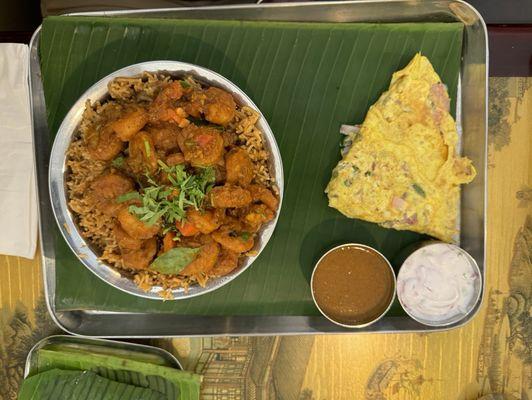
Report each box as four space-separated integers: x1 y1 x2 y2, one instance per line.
40 16 463 315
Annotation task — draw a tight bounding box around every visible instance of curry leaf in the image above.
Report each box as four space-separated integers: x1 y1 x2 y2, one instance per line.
150 247 200 275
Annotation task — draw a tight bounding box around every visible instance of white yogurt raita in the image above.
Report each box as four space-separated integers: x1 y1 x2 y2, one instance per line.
397 243 480 325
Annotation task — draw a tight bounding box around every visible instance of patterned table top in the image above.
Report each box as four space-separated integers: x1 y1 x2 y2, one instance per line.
0 77 530 400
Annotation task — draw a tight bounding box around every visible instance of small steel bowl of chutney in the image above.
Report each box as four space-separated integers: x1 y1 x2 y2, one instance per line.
311 243 396 328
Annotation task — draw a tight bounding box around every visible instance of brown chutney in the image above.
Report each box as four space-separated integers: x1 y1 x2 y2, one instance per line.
311 244 395 327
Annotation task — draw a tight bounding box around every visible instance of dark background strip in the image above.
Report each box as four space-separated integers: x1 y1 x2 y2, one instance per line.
489 25 532 76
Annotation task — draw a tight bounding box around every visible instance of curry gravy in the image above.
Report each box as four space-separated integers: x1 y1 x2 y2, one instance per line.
312 245 395 326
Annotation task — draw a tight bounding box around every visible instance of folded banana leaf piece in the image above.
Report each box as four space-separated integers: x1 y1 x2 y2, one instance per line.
18 345 202 400
42 342 173 366
18 369 168 400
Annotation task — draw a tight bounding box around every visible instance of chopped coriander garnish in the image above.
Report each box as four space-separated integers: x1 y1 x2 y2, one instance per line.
187 116 223 130
179 80 191 88
412 183 426 197
162 226 174 235
116 191 142 203
143 139 151 157
240 232 251 241
128 162 216 229
111 156 125 168
188 117 208 126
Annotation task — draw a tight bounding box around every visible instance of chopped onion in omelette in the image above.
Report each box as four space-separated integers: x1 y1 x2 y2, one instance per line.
325 54 476 243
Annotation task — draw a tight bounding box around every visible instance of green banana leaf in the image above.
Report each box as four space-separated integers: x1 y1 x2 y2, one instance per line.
18 369 167 400
42 343 174 367
35 349 201 399
32 351 179 400
40 16 463 315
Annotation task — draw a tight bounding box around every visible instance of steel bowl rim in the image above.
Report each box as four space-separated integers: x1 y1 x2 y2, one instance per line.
48 60 284 301
310 243 397 329
396 242 482 327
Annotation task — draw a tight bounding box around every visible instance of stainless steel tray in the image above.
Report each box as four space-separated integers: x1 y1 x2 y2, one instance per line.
30 0 487 337
24 335 182 378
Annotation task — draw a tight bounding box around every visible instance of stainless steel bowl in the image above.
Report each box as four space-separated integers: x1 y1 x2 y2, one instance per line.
396 242 481 327
49 60 284 300
310 243 397 329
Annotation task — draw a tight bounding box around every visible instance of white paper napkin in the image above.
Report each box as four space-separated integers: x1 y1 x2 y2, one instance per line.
0 43 38 259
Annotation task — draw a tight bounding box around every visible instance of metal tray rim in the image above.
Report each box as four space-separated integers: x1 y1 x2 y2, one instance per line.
61 0 476 18
31 0 488 337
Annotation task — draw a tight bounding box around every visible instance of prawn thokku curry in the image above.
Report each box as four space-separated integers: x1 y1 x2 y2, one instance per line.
67 73 279 298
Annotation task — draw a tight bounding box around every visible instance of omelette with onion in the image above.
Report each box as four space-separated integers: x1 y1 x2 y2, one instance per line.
325 54 476 243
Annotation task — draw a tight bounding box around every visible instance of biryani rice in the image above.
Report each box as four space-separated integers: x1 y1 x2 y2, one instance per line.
66 73 276 296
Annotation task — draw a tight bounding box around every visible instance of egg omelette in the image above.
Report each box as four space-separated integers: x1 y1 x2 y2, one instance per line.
325 54 476 242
